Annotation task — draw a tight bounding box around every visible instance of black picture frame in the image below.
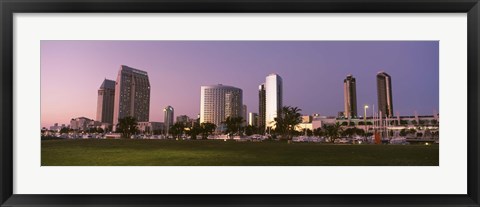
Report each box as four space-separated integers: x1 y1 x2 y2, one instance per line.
1 0 479 206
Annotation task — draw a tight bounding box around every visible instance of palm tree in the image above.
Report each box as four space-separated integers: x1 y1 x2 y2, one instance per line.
343 127 355 138
325 122 342 142
200 122 216 139
223 116 243 137
169 122 185 139
116 116 138 139
186 122 201 140
244 125 258 136
59 127 69 134
274 106 302 140
354 128 365 136
313 127 324 137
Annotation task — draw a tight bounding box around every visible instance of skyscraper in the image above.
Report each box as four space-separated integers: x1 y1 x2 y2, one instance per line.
248 112 258 126
343 74 357 118
200 84 243 128
265 73 283 130
242 105 247 125
96 79 115 124
258 83 266 128
377 71 394 117
113 65 151 129
164 106 174 135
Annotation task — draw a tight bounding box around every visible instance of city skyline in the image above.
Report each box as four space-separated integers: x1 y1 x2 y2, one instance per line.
41 41 439 128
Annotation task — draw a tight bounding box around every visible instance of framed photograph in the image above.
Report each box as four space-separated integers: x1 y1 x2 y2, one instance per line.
1 0 479 206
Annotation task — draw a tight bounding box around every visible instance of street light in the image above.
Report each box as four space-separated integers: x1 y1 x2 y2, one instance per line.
364 105 369 136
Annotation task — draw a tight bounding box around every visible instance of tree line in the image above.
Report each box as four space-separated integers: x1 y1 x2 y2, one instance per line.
62 105 434 141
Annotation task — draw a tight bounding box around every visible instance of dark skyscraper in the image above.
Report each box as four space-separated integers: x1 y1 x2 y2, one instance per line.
343 74 357 118
377 71 394 117
258 83 266 128
96 79 116 124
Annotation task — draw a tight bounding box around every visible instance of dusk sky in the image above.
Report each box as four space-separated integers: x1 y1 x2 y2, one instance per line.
41 41 439 128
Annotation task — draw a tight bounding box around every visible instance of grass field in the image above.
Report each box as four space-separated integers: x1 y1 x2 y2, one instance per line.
41 139 439 166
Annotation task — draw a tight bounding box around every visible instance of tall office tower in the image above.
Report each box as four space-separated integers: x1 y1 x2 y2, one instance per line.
163 106 174 135
377 71 394 117
265 73 283 130
242 105 247 125
248 112 258 126
258 83 266 128
343 74 358 118
200 84 243 128
113 65 151 130
96 79 116 124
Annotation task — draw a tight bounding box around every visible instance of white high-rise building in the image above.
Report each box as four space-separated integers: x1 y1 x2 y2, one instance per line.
265 73 283 130
200 84 243 128
113 65 150 130
164 106 174 135
248 112 258 126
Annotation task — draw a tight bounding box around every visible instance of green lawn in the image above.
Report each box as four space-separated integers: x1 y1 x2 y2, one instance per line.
41 139 439 166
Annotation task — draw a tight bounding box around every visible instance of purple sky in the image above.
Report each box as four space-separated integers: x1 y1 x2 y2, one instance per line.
41 41 439 128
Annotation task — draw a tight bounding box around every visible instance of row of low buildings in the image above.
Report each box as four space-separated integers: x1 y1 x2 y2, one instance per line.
47 114 197 134
295 114 439 131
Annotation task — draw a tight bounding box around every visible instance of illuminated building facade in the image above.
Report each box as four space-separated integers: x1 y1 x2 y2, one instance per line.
265 73 283 130
200 84 243 128
164 106 174 135
113 65 151 129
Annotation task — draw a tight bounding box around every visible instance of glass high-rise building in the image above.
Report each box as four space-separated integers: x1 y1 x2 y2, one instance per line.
265 73 283 130
377 71 394 117
242 105 247 125
164 106 174 135
343 74 357 118
258 83 266 128
200 84 243 128
113 65 151 129
96 79 115 124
